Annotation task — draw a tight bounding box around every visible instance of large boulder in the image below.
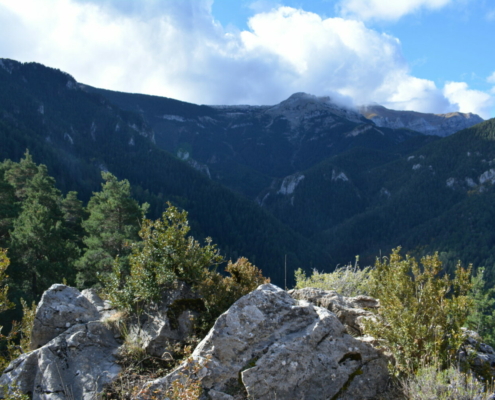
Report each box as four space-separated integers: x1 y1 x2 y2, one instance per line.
0 321 121 400
30 284 101 350
142 284 389 400
289 287 379 336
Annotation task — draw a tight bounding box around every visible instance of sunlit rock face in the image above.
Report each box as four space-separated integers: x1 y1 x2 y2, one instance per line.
142 284 390 400
361 104 483 137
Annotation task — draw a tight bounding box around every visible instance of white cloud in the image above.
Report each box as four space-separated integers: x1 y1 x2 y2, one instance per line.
487 71 495 84
338 0 453 21
0 1 492 118
444 82 494 118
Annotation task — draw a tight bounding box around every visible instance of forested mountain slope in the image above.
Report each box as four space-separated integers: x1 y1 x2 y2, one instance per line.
0 59 326 286
84 88 437 199
313 120 495 282
2 58 495 288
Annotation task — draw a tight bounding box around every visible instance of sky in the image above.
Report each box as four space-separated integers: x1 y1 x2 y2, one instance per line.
1 0 494 118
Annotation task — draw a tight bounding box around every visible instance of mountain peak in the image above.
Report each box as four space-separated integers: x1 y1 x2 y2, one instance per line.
267 92 364 125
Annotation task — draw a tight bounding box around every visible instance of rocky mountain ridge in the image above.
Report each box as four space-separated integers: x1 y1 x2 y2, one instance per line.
360 104 484 137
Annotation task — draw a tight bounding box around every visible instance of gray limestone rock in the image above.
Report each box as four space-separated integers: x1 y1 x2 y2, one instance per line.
142 284 389 400
0 321 121 400
30 284 101 350
81 288 116 320
289 287 379 336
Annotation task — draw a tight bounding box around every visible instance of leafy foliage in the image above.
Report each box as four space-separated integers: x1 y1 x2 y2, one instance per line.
0 250 35 374
402 363 494 400
103 205 268 333
294 259 370 296
102 204 223 311
364 248 473 376
466 268 495 347
2 153 80 298
0 250 13 315
197 257 269 327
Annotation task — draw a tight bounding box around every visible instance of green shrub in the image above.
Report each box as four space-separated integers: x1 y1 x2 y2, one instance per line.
364 248 473 377
294 259 370 296
0 249 35 381
0 249 13 316
197 257 269 328
467 268 495 347
101 204 223 313
402 364 493 400
102 205 269 332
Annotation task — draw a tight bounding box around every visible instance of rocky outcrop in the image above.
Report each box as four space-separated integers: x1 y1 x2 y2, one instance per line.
1 284 120 399
0 322 121 400
459 329 495 378
0 283 205 399
1 283 395 400
289 287 379 336
361 104 483 137
142 284 389 400
30 284 101 350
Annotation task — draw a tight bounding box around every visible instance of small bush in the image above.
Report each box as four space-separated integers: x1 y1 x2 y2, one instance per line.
364 248 473 377
101 204 224 313
294 259 370 296
197 257 269 329
403 364 494 400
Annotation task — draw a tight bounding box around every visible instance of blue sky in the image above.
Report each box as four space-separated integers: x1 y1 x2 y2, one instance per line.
1 0 494 117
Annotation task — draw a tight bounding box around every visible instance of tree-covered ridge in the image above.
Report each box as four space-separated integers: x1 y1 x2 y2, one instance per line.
3 57 495 290
0 151 320 331
0 59 328 287
87 81 495 285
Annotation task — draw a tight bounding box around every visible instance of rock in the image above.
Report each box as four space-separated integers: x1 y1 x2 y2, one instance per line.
289 287 379 336
127 281 203 357
0 321 121 400
30 284 100 350
459 329 495 378
142 284 389 400
360 104 483 137
81 288 116 320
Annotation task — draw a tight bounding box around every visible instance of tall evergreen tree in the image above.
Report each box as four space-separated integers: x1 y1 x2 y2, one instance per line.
62 191 87 250
76 172 148 288
8 162 79 297
3 151 39 202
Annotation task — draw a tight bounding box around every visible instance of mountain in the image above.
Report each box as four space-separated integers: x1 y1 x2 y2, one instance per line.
84 82 495 282
0 58 327 285
82 89 435 200
360 104 483 137
2 57 494 288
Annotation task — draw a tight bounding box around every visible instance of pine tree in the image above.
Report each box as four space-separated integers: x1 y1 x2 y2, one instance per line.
76 172 148 288
9 164 79 297
61 191 86 249
3 151 38 202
